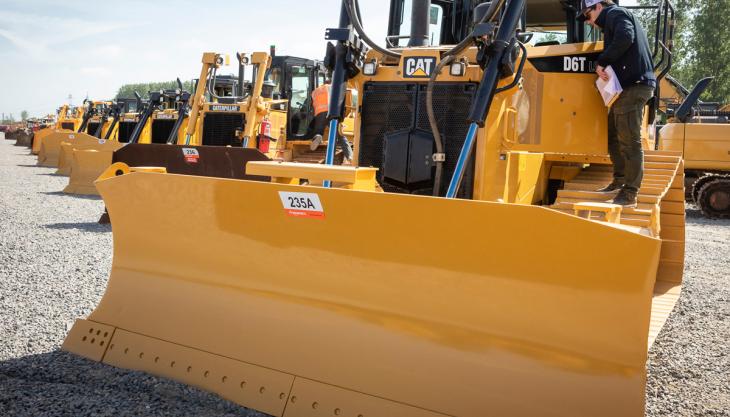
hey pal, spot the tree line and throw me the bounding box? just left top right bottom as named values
left=637, top=0, right=730, bottom=103
left=115, top=80, right=195, bottom=100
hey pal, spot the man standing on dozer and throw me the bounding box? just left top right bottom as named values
left=581, top=0, right=656, bottom=207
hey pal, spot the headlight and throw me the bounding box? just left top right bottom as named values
left=450, top=62, right=465, bottom=77
left=363, top=60, right=377, bottom=76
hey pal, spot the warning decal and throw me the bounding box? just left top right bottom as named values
left=278, top=191, right=325, bottom=219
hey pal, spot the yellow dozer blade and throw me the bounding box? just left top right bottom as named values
left=64, top=169, right=664, bottom=417
left=63, top=149, right=117, bottom=195
left=32, top=127, right=70, bottom=155
left=56, top=139, right=123, bottom=176
left=37, top=131, right=98, bottom=168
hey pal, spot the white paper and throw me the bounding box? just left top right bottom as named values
left=596, top=65, right=623, bottom=107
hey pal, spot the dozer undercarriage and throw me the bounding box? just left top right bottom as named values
left=63, top=0, right=685, bottom=416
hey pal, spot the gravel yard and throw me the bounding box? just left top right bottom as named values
left=1, top=137, right=728, bottom=416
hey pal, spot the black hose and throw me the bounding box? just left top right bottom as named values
left=427, top=0, right=506, bottom=195
left=345, top=0, right=400, bottom=58
left=426, top=54, right=454, bottom=196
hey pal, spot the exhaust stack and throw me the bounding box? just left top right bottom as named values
left=408, top=0, right=431, bottom=46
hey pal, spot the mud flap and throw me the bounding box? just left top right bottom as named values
left=65, top=172, right=662, bottom=417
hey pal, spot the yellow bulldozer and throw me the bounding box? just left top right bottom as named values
left=36, top=100, right=113, bottom=167
left=63, top=0, right=684, bottom=416
left=63, top=86, right=191, bottom=195
left=107, top=49, right=355, bottom=181
left=31, top=104, right=85, bottom=155
left=55, top=100, right=129, bottom=176
left=657, top=76, right=730, bottom=218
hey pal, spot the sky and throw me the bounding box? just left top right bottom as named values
left=0, top=0, right=641, bottom=120
left=0, top=0, right=390, bottom=119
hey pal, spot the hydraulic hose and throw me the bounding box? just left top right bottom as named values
left=426, top=54, right=454, bottom=196
left=447, top=0, right=526, bottom=198
left=345, top=0, right=400, bottom=59
left=427, top=0, right=505, bottom=195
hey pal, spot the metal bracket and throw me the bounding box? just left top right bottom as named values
left=325, top=28, right=351, bottom=42
left=432, top=153, right=446, bottom=162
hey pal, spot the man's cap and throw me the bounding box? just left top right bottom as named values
left=577, top=0, right=602, bottom=21
left=581, top=0, right=602, bottom=11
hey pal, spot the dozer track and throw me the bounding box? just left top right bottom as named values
left=549, top=150, right=685, bottom=348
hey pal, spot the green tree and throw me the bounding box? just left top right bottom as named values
left=682, top=1, right=730, bottom=102
left=636, top=0, right=730, bottom=103
left=116, top=80, right=194, bottom=99
left=20, top=110, right=28, bottom=120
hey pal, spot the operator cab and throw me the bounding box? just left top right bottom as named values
left=265, top=55, right=326, bottom=140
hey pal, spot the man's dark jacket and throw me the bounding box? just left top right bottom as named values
left=595, top=5, right=656, bottom=89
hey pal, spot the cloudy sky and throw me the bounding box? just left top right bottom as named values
left=1, top=0, right=641, bottom=119
left=0, top=0, right=390, bottom=119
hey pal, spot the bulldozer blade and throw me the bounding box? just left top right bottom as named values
left=63, top=150, right=115, bottom=195
left=56, top=139, right=123, bottom=176
left=65, top=172, right=663, bottom=417
left=96, top=144, right=271, bottom=223
left=37, top=131, right=99, bottom=168
left=32, top=127, right=75, bottom=154
left=32, top=128, right=56, bottom=154
left=111, top=143, right=271, bottom=179
left=14, top=131, right=31, bottom=147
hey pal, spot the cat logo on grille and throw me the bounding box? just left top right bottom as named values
left=403, top=56, right=436, bottom=78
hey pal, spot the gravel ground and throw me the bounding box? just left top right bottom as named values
left=0, top=138, right=728, bottom=416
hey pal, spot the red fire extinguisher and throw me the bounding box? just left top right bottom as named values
left=258, top=119, right=271, bottom=153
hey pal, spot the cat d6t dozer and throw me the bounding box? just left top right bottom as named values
left=63, top=0, right=685, bottom=416
left=37, top=100, right=112, bottom=167
left=93, top=52, right=274, bottom=190
left=112, top=49, right=352, bottom=179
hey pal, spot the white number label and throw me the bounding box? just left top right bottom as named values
left=278, top=192, right=324, bottom=219
left=182, top=147, right=199, bottom=163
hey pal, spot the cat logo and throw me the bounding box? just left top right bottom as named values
left=403, top=56, right=436, bottom=78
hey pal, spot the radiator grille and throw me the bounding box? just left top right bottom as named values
left=86, top=122, right=100, bottom=136
left=117, top=121, right=136, bottom=143
left=151, top=119, right=176, bottom=144
left=202, top=113, right=245, bottom=146
left=359, top=82, right=477, bottom=198
left=61, top=122, right=75, bottom=130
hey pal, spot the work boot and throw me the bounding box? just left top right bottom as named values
left=612, top=188, right=638, bottom=208
left=596, top=180, right=624, bottom=193
left=310, top=134, right=323, bottom=151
